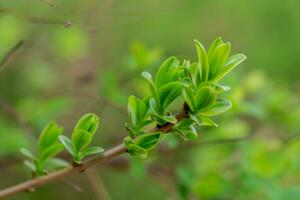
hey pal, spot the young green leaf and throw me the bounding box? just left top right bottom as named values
left=73, top=113, right=99, bottom=135
left=38, top=122, right=63, bottom=155
left=175, top=123, right=198, bottom=140
left=24, top=160, right=36, bottom=172
left=209, top=42, right=231, bottom=80
left=207, top=37, right=224, bottom=60
left=71, top=129, right=93, bottom=153
left=214, top=84, right=231, bottom=93
left=149, top=97, right=162, bottom=115
left=152, top=113, right=177, bottom=125
left=127, top=144, right=148, bottom=159
left=20, top=148, right=36, bottom=160
left=128, top=95, right=148, bottom=130
left=71, top=113, right=100, bottom=152
left=213, top=54, right=247, bottom=82
left=141, top=71, right=155, bottom=87
left=141, top=71, right=156, bottom=96
left=45, top=158, right=70, bottom=170
left=81, top=146, right=104, bottom=157
left=59, top=135, right=74, bottom=155
left=194, top=85, right=217, bottom=111
left=194, top=40, right=209, bottom=81
left=157, top=81, right=183, bottom=111
left=190, top=114, right=218, bottom=127
left=182, top=87, right=196, bottom=112
left=155, top=56, right=180, bottom=88
left=188, top=63, right=201, bottom=89
left=39, top=144, right=64, bottom=163
left=199, top=99, right=232, bottom=116
left=135, top=132, right=162, bottom=150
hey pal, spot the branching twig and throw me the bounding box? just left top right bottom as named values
left=0, top=143, right=126, bottom=199
left=0, top=104, right=188, bottom=199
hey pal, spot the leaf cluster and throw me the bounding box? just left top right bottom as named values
left=21, top=113, right=104, bottom=175
left=125, top=37, right=246, bottom=158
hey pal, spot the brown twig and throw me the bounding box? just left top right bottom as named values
left=0, top=9, right=71, bottom=27
left=86, top=168, right=112, bottom=200
left=0, top=96, right=36, bottom=145
left=0, top=104, right=188, bottom=199
left=0, top=143, right=126, bottom=199
left=0, top=41, right=24, bottom=72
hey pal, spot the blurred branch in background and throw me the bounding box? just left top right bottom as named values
left=0, top=96, right=36, bottom=145
left=86, top=168, right=112, bottom=200
left=0, top=9, right=71, bottom=27
left=0, top=40, right=24, bottom=72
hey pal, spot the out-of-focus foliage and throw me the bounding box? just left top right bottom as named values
left=0, top=0, right=300, bottom=199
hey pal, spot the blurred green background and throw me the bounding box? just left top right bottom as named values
left=1, top=0, right=300, bottom=199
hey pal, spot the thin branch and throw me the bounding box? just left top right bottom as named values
left=0, top=144, right=126, bottom=199
left=0, top=41, right=24, bottom=72
left=0, top=96, right=36, bottom=145
left=158, top=135, right=251, bottom=155
left=86, top=168, right=112, bottom=200
left=0, top=9, right=71, bottom=27
left=0, top=104, right=188, bottom=199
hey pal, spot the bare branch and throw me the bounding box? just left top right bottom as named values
left=0, top=41, right=24, bottom=72
left=0, top=9, right=71, bottom=27
left=86, top=168, right=112, bottom=200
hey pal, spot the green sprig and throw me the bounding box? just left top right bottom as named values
left=124, top=37, right=246, bottom=158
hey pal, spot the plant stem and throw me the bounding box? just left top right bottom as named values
left=0, top=144, right=126, bottom=199
left=0, top=41, right=24, bottom=72
left=0, top=104, right=188, bottom=199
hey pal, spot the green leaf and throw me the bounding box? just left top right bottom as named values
left=209, top=42, right=231, bottom=80
left=39, top=143, right=64, bottom=163
left=24, top=160, right=36, bottom=172
left=72, top=129, right=93, bottom=153
left=184, top=125, right=198, bottom=140
left=182, top=87, right=196, bottom=112
left=81, top=146, right=104, bottom=157
left=141, top=71, right=157, bottom=97
left=152, top=113, right=177, bottom=125
left=207, top=37, right=224, bottom=60
left=194, top=40, right=209, bottom=81
left=45, top=158, right=70, bottom=170
left=71, top=113, right=100, bottom=154
left=190, top=114, right=218, bottom=127
left=124, top=136, right=134, bottom=147
left=213, top=54, right=247, bottom=82
left=59, top=135, right=74, bottom=155
left=73, top=113, right=99, bottom=135
left=194, top=85, right=216, bottom=110
left=155, top=57, right=180, bottom=88
left=199, top=99, right=232, bottom=116
left=157, top=81, right=183, bottom=111
left=135, top=132, right=161, bottom=150
left=175, top=124, right=198, bottom=140
left=149, top=97, right=161, bottom=115
left=176, top=118, right=194, bottom=127
left=141, top=71, right=155, bottom=87
left=188, top=63, right=201, bottom=89
left=38, top=121, right=63, bottom=155
left=127, top=144, right=148, bottom=159
left=214, top=84, right=231, bottom=93
left=20, top=148, right=36, bottom=160
left=128, top=95, right=148, bottom=130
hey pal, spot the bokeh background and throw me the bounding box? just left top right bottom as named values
left=1, top=0, right=300, bottom=199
